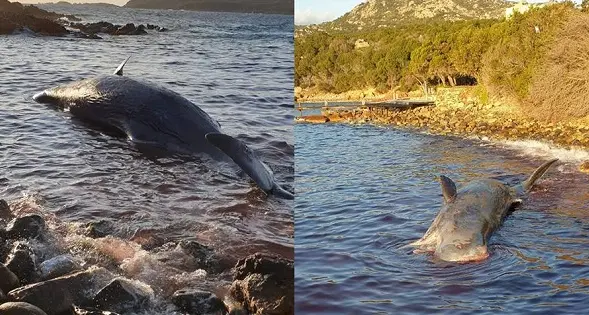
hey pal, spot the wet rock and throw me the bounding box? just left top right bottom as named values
left=92, top=278, right=152, bottom=313
left=130, top=228, right=166, bottom=251
left=0, top=302, right=48, bottom=315
left=0, top=12, right=67, bottom=36
left=114, top=23, right=147, bottom=35
left=8, top=267, right=113, bottom=315
left=156, top=26, right=167, bottom=32
left=5, top=242, right=37, bottom=285
left=5, top=215, right=45, bottom=240
left=71, top=305, right=120, bottom=315
left=39, top=255, right=81, bottom=281
left=146, top=23, right=157, bottom=30
left=0, top=288, right=6, bottom=303
left=0, top=262, right=20, bottom=294
left=229, top=254, right=294, bottom=315
left=176, top=240, right=217, bottom=270
left=84, top=220, right=116, bottom=239
left=0, top=199, right=12, bottom=220
left=71, top=31, right=102, bottom=40
left=171, top=289, right=227, bottom=314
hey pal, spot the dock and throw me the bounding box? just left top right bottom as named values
left=295, top=98, right=435, bottom=122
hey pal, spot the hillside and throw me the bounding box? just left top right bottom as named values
left=124, top=0, right=294, bottom=15
left=308, top=0, right=511, bottom=32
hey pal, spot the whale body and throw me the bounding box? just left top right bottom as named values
left=409, top=159, right=558, bottom=262
left=33, top=59, right=293, bottom=199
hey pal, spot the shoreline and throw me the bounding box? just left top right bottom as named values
left=296, top=87, right=589, bottom=168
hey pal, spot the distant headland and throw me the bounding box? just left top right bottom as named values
left=124, top=0, right=294, bottom=15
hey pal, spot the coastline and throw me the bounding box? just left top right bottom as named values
left=296, top=86, right=589, bottom=167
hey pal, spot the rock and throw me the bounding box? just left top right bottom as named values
left=84, top=220, right=116, bottom=238
left=92, top=278, right=152, bottom=313
left=5, top=242, right=37, bottom=285
left=0, top=288, right=6, bottom=303
left=114, top=23, right=147, bottom=35
left=39, top=255, right=81, bottom=280
left=146, top=23, right=157, bottom=30
left=5, top=215, right=45, bottom=240
left=229, top=254, right=294, bottom=315
left=71, top=305, right=120, bottom=315
left=0, top=199, right=12, bottom=220
left=580, top=161, right=589, bottom=174
left=171, top=289, right=227, bottom=314
left=0, top=302, right=48, bottom=315
left=130, top=229, right=166, bottom=251
left=0, top=262, right=19, bottom=295
left=8, top=267, right=113, bottom=315
left=176, top=240, right=217, bottom=270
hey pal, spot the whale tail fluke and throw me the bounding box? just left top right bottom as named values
left=205, top=133, right=294, bottom=200
left=519, top=158, right=559, bottom=193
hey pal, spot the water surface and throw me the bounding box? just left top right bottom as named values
left=295, top=123, right=589, bottom=314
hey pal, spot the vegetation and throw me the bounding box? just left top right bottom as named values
left=295, top=2, right=589, bottom=122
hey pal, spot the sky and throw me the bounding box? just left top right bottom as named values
left=294, top=0, right=580, bottom=26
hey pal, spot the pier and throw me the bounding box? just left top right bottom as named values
left=295, top=98, right=435, bottom=123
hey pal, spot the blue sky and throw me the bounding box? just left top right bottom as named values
left=294, top=0, right=579, bottom=25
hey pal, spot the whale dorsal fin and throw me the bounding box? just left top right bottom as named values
left=440, top=175, right=457, bottom=203
left=114, top=56, right=131, bottom=76
left=205, top=132, right=293, bottom=200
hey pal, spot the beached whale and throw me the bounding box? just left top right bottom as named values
left=32, top=58, right=293, bottom=199
left=409, top=159, right=558, bottom=262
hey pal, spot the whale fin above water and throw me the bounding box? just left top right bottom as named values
left=114, top=56, right=131, bottom=76
left=205, top=133, right=293, bottom=200
left=439, top=175, right=457, bottom=203
left=518, top=158, right=559, bottom=194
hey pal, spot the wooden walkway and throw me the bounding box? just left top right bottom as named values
left=295, top=98, right=435, bottom=119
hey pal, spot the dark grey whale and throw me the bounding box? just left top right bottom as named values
left=33, top=58, right=293, bottom=199
left=409, top=159, right=558, bottom=262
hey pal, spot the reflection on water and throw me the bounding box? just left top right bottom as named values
left=295, top=124, right=589, bottom=314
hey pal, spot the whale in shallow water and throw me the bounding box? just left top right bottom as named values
left=32, top=58, right=294, bottom=200
left=409, top=159, right=558, bottom=262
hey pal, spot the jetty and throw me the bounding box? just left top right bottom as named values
left=295, top=98, right=435, bottom=123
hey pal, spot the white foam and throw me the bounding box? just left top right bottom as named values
left=493, top=139, right=589, bottom=163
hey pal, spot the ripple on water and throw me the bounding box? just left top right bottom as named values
left=295, top=124, right=589, bottom=314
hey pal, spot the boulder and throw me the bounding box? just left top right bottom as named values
left=84, top=220, right=116, bottom=238
left=8, top=267, right=113, bottom=315
left=0, top=302, right=48, bottom=315
left=5, top=242, right=37, bottom=285
left=114, top=23, right=147, bottom=35
left=92, top=278, right=152, bottom=313
left=39, top=255, right=82, bottom=281
left=5, top=215, right=46, bottom=240
left=171, top=289, right=227, bottom=314
left=0, top=199, right=12, bottom=220
left=0, top=262, right=20, bottom=294
left=229, top=254, right=294, bottom=315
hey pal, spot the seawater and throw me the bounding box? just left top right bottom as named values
left=0, top=4, right=293, bottom=309
left=295, top=123, right=589, bottom=314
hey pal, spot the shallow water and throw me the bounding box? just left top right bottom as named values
left=0, top=3, right=293, bottom=301
left=295, top=123, right=589, bottom=314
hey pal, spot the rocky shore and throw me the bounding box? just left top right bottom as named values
left=0, top=0, right=166, bottom=38
left=299, top=87, right=589, bottom=158
left=0, top=198, right=293, bottom=315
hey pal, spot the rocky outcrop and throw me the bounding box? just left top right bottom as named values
left=229, top=254, right=294, bottom=315
left=0, top=302, right=48, bottom=315
left=304, top=0, right=510, bottom=31
left=0, top=0, right=166, bottom=38
left=171, top=289, right=227, bottom=314
left=8, top=267, right=113, bottom=315
left=124, top=0, right=294, bottom=15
